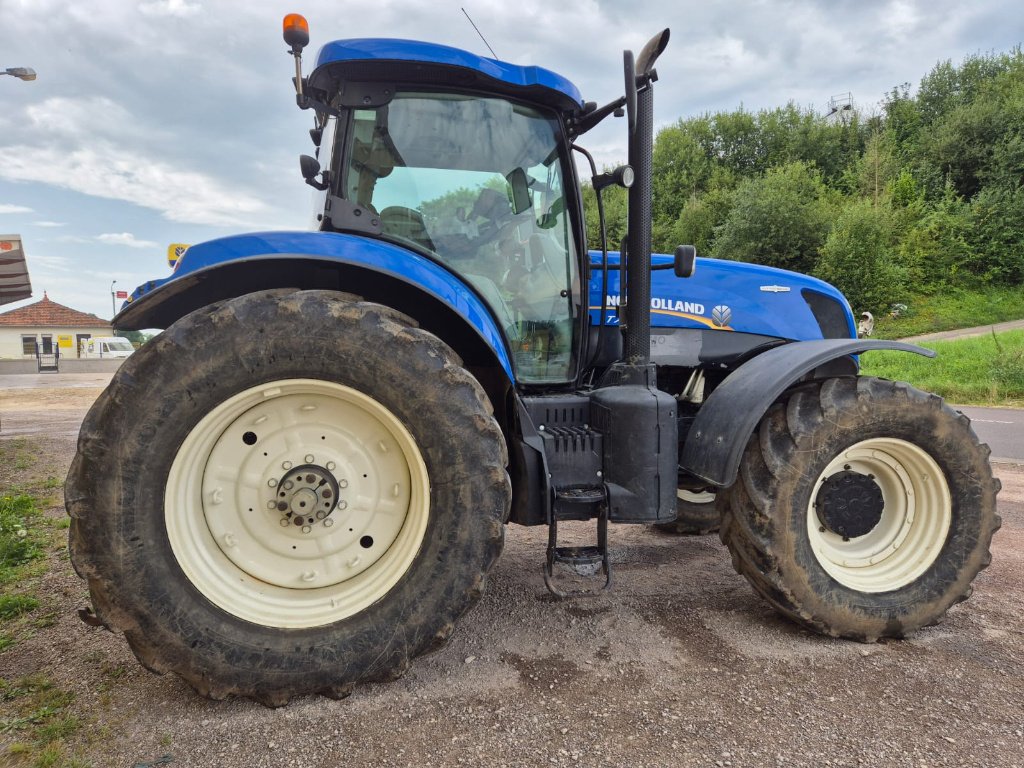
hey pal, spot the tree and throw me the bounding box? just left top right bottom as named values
left=845, top=130, right=900, bottom=204
left=654, top=185, right=735, bottom=256
left=652, top=117, right=716, bottom=221
left=581, top=180, right=627, bottom=252
left=968, top=186, right=1024, bottom=284
left=712, top=161, right=831, bottom=273
left=815, top=200, right=902, bottom=313
left=896, top=182, right=973, bottom=289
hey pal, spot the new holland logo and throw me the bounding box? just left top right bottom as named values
left=711, top=305, right=732, bottom=327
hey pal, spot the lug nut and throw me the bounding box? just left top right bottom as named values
left=301, top=525, right=312, bottom=534
left=339, top=479, right=348, bottom=488
left=324, top=519, right=334, bottom=527
left=327, top=462, right=336, bottom=471
left=282, top=461, right=292, bottom=470
left=268, top=478, right=278, bottom=488
left=305, top=454, right=315, bottom=463
left=279, top=518, right=290, bottom=527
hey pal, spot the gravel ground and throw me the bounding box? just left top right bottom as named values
left=1, top=383, right=1022, bottom=768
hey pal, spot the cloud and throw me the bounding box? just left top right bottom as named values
left=56, top=233, right=158, bottom=248
left=97, top=232, right=158, bottom=248
left=0, top=142, right=271, bottom=227
left=27, top=254, right=73, bottom=270
left=32, top=221, right=66, bottom=228
left=0, top=204, right=33, bottom=214
left=138, top=0, right=200, bottom=18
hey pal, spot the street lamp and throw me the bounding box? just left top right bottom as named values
left=110, top=280, right=117, bottom=317
left=3, top=67, right=37, bottom=82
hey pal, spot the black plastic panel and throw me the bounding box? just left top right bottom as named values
left=802, top=289, right=853, bottom=339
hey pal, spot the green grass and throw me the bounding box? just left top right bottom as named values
left=0, top=595, right=39, bottom=621
left=0, top=441, right=89, bottom=768
left=872, top=285, right=1024, bottom=339
left=0, top=676, right=85, bottom=767
left=1, top=494, right=44, bottom=583
left=860, top=329, right=1024, bottom=406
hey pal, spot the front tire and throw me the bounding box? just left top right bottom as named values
left=66, top=290, right=510, bottom=704
left=719, top=377, right=1000, bottom=641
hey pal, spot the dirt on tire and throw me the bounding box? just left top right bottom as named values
left=3, top=379, right=1024, bottom=767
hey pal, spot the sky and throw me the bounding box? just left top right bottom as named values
left=0, top=0, right=1021, bottom=321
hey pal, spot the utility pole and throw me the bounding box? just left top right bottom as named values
left=110, top=280, right=117, bottom=317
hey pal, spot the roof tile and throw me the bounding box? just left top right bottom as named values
left=0, top=294, right=110, bottom=328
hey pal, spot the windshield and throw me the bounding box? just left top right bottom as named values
left=106, top=340, right=134, bottom=352
left=339, top=92, right=579, bottom=384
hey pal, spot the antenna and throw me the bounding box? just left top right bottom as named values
left=461, top=7, right=498, bottom=59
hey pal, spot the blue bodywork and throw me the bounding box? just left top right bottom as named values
left=125, top=231, right=516, bottom=379
left=311, top=39, right=584, bottom=111
left=125, top=234, right=855, bottom=383
left=589, top=252, right=856, bottom=339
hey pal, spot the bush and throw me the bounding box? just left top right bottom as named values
left=969, top=186, right=1024, bottom=284
left=815, top=200, right=903, bottom=313
left=712, top=161, right=831, bottom=273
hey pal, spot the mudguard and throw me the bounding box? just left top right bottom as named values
left=679, top=339, right=936, bottom=488
left=116, top=231, right=516, bottom=380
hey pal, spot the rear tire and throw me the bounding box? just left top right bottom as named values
left=653, top=488, right=719, bottom=535
left=719, top=377, right=1000, bottom=640
left=66, top=290, right=510, bottom=704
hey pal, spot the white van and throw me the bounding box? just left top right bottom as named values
left=83, top=336, right=135, bottom=359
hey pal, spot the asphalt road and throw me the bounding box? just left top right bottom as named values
left=955, top=405, right=1024, bottom=463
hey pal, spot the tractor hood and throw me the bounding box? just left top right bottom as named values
left=589, top=252, right=857, bottom=342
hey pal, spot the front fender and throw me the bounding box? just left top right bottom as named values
left=117, top=231, right=516, bottom=380
left=679, top=339, right=936, bottom=488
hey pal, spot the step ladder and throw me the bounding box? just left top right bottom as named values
left=543, top=486, right=611, bottom=598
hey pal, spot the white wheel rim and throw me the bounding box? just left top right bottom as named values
left=678, top=488, right=715, bottom=504
left=165, top=379, right=430, bottom=628
left=806, top=438, right=951, bottom=593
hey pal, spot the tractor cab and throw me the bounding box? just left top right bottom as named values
left=295, top=37, right=590, bottom=384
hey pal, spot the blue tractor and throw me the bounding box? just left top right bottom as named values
left=67, top=15, right=1000, bottom=705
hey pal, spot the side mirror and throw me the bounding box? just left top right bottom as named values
left=674, top=244, right=696, bottom=278
left=506, top=168, right=532, bottom=215
left=623, top=50, right=637, bottom=133
left=299, top=154, right=328, bottom=190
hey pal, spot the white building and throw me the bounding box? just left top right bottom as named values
left=0, top=293, right=111, bottom=359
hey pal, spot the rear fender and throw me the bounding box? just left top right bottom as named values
left=116, top=231, right=515, bottom=384
left=679, top=339, right=936, bottom=488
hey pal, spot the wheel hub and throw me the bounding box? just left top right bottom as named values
left=274, top=464, right=341, bottom=531
left=166, top=380, right=431, bottom=627
left=815, top=469, right=884, bottom=539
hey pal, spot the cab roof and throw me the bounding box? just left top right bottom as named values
left=309, top=38, right=585, bottom=113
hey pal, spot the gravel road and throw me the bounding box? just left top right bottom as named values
left=1, top=384, right=1022, bottom=768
